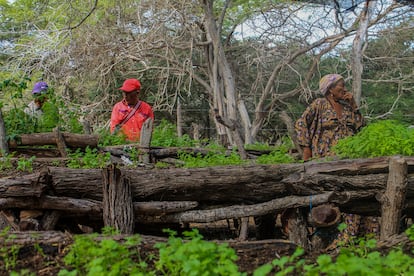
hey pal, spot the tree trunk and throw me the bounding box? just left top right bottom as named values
left=351, top=0, right=375, bottom=106
left=177, top=97, right=183, bottom=137
left=202, top=0, right=244, bottom=150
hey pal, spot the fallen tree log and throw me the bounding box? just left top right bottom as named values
left=0, top=177, right=47, bottom=197
left=0, top=196, right=198, bottom=216
left=137, top=192, right=335, bottom=223
left=1, top=157, right=414, bottom=218
left=46, top=159, right=414, bottom=204
left=101, top=145, right=271, bottom=160
left=1, top=190, right=397, bottom=224
left=2, top=157, right=414, bottom=205
left=8, top=133, right=99, bottom=148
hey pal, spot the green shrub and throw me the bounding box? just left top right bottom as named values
left=59, top=232, right=149, bottom=276
left=254, top=224, right=414, bottom=275
left=97, top=128, right=129, bottom=147
left=333, top=120, right=414, bottom=158
left=151, top=119, right=198, bottom=147
left=155, top=229, right=243, bottom=276
left=178, top=149, right=247, bottom=168
left=255, top=138, right=295, bottom=164
left=16, top=156, right=35, bottom=172
left=0, top=152, right=15, bottom=171
left=67, top=147, right=111, bottom=169
left=3, top=108, right=37, bottom=136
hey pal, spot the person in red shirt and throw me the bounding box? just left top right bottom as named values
left=110, top=78, right=154, bottom=142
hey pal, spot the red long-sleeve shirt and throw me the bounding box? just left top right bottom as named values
left=110, top=100, right=154, bottom=142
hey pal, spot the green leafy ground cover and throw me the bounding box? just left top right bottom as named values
left=1, top=225, right=414, bottom=275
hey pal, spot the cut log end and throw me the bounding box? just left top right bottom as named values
left=309, top=204, right=341, bottom=227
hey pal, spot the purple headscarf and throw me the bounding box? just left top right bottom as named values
left=32, top=82, right=49, bottom=94
left=319, top=74, right=343, bottom=95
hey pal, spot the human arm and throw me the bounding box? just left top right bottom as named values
left=294, top=100, right=319, bottom=161
left=341, top=91, right=365, bottom=131
left=110, top=104, right=122, bottom=134
left=341, top=91, right=358, bottom=111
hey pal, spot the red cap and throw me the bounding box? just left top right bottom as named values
left=119, top=78, right=141, bottom=92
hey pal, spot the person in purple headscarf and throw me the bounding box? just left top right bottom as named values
left=292, top=74, right=375, bottom=249
left=294, top=74, right=364, bottom=161
left=24, top=81, right=49, bottom=118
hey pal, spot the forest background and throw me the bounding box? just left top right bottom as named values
left=0, top=0, right=413, bottom=150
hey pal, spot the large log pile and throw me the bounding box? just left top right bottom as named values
left=1, top=131, right=413, bottom=253
left=1, top=156, right=413, bottom=234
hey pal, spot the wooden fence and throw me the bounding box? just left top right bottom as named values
left=1, top=154, right=413, bottom=250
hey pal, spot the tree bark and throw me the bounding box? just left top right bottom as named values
left=102, top=165, right=134, bottom=234
left=142, top=192, right=334, bottom=224
left=352, top=0, right=375, bottom=106
left=2, top=156, right=413, bottom=205
left=0, top=196, right=198, bottom=216
left=54, top=127, right=67, bottom=157
left=8, top=132, right=99, bottom=148
left=139, top=118, right=153, bottom=164
left=379, top=156, right=408, bottom=240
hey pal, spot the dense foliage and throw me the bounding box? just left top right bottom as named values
left=0, top=1, right=413, bottom=145
left=333, top=120, right=414, bottom=158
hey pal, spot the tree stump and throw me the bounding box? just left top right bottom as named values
left=379, top=156, right=408, bottom=240
left=102, top=165, right=134, bottom=234
left=281, top=208, right=309, bottom=250
left=139, top=118, right=153, bottom=164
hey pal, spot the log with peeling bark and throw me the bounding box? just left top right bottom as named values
left=136, top=192, right=335, bottom=224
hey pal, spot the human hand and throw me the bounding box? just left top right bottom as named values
left=341, top=91, right=357, bottom=110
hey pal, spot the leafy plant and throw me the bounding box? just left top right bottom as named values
left=178, top=149, right=247, bottom=168
left=151, top=119, right=198, bottom=147
left=36, top=101, right=60, bottom=133
left=3, top=108, right=37, bottom=136
left=254, top=247, right=306, bottom=276
left=67, top=147, right=111, bottom=169
left=154, top=161, right=170, bottom=168
left=154, top=229, right=243, bottom=276
left=333, top=120, right=414, bottom=158
left=16, top=156, right=35, bottom=172
left=255, top=138, right=295, bottom=164
left=0, top=152, right=15, bottom=171
left=253, top=224, right=414, bottom=276
left=59, top=231, right=149, bottom=276
left=0, top=227, right=20, bottom=272
left=97, top=128, right=129, bottom=147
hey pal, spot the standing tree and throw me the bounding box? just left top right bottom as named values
left=0, top=0, right=413, bottom=148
